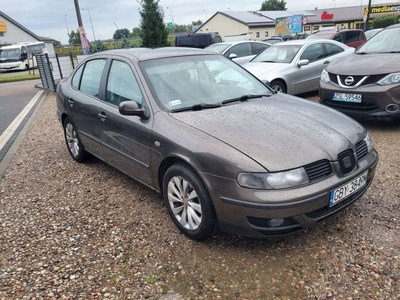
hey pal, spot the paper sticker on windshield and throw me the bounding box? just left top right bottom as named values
left=169, top=100, right=181, bottom=106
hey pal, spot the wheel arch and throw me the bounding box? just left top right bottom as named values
left=270, top=78, right=287, bottom=93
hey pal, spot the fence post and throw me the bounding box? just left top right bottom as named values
left=55, top=53, right=63, bottom=79
left=69, top=51, right=75, bottom=69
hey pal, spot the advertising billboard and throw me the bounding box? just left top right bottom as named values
left=275, top=15, right=303, bottom=35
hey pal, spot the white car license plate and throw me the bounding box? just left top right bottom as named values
left=332, top=92, right=362, bottom=103
left=329, top=171, right=368, bottom=207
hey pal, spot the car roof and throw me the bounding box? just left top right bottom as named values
left=89, top=47, right=215, bottom=61
left=272, top=39, right=348, bottom=47
left=212, top=41, right=269, bottom=45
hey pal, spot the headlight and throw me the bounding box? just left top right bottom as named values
left=321, top=69, right=330, bottom=83
left=364, top=132, right=373, bottom=153
left=377, top=73, right=400, bottom=85
left=237, top=168, right=309, bottom=190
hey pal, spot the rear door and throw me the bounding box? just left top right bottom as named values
left=67, top=58, right=107, bottom=158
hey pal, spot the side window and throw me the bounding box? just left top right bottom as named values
left=27, top=45, right=33, bottom=57
left=300, top=43, right=325, bottom=63
left=324, top=43, right=344, bottom=57
left=72, top=64, right=84, bottom=88
left=229, top=43, right=252, bottom=57
left=344, top=31, right=362, bottom=43
left=333, top=33, right=344, bottom=43
left=106, top=60, right=143, bottom=106
left=80, top=59, right=107, bottom=97
left=251, top=43, right=269, bottom=55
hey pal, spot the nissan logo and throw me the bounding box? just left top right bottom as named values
left=344, top=76, right=354, bottom=86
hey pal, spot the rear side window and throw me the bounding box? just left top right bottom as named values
left=345, top=31, right=363, bottom=43
left=300, top=43, right=325, bottom=62
left=72, top=64, right=84, bottom=88
left=251, top=43, right=270, bottom=55
left=333, top=33, right=344, bottom=43
left=80, top=59, right=107, bottom=97
left=324, top=43, right=344, bottom=57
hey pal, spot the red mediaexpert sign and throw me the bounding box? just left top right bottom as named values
left=302, top=16, right=308, bottom=25
left=321, top=11, right=334, bottom=20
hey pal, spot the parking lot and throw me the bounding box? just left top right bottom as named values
left=0, top=92, right=399, bottom=299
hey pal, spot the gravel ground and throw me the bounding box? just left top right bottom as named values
left=0, top=93, right=399, bottom=300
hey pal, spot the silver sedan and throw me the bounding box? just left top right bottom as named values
left=242, top=39, right=355, bottom=94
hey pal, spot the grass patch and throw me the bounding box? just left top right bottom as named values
left=0, top=74, right=40, bottom=83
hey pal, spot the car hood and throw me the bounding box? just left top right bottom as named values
left=326, top=53, right=400, bottom=75
left=169, top=94, right=364, bottom=172
left=242, top=62, right=289, bottom=78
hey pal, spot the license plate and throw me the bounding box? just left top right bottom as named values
left=332, top=92, right=362, bottom=103
left=329, top=171, right=368, bottom=207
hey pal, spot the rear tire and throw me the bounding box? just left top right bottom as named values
left=163, top=163, right=218, bottom=240
left=63, top=117, right=91, bottom=162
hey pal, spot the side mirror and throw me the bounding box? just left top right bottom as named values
left=229, top=53, right=238, bottom=59
left=262, top=80, right=270, bottom=87
left=297, top=59, right=310, bottom=67
left=21, top=53, right=28, bottom=60
left=119, top=101, right=149, bottom=119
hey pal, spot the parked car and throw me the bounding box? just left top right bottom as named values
left=175, top=33, right=222, bottom=48
left=205, top=40, right=271, bottom=65
left=307, top=29, right=367, bottom=48
left=242, top=39, right=354, bottom=94
left=319, top=24, right=400, bottom=119
left=261, top=37, right=284, bottom=44
left=56, top=48, right=378, bottom=240
left=365, top=28, right=383, bottom=40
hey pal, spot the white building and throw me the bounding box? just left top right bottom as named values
left=0, top=10, right=55, bottom=56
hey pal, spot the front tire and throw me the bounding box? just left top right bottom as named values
left=63, top=117, right=91, bottom=162
left=270, top=80, right=286, bottom=93
left=163, top=163, right=218, bottom=240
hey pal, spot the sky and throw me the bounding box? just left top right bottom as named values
left=0, top=0, right=394, bottom=44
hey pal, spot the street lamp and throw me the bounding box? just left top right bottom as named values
left=166, top=6, right=174, bottom=33
left=203, top=9, right=208, bottom=20
left=65, top=14, right=70, bottom=45
left=81, top=8, right=96, bottom=41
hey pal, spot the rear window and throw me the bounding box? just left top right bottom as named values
left=307, top=33, right=334, bottom=40
left=345, top=31, right=364, bottom=43
left=176, top=35, right=209, bottom=48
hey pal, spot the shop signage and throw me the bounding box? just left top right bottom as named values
left=321, top=11, right=334, bottom=20
left=0, top=21, right=7, bottom=33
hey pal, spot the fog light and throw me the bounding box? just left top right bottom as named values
left=386, top=104, right=399, bottom=113
left=269, top=218, right=285, bottom=227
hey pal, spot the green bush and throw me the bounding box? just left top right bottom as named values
left=371, top=15, right=399, bottom=29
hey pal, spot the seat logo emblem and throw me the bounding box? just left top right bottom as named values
left=344, top=76, right=354, bottom=86
left=343, top=156, right=352, bottom=169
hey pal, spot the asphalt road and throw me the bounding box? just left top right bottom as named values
left=0, top=79, right=43, bottom=162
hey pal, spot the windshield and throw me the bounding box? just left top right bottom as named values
left=251, top=44, right=301, bottom=63
left=357, top=27, right=400, bottom=53
left=140, top=54, right=272, bottom=111
left=205, top=43, right=230, bottom=54
left=306, top=33, right=334, bottom=39
left=0, top=48, right=21, bottom=62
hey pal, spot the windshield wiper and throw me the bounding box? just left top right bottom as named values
left=170, top=103, right=221, bottom=113
left=222, top=94, right=271, bottom=105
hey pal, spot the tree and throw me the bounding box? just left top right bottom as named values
left=68, top=30, right=81, bottom=45
left=53, top=40, right=62, bottom=47
left=371, top=15, right=398, bottom=29
left=113, top=28, right=130, bottom=40
left=192, top=20, right=203, bottom=26
left=139, top=0, right=169, bottom=48
left=260, top=0, right=287, bottom=11
left=129, top=27, right=142, bottom=38
left=90, top=40, right=108, bottom=53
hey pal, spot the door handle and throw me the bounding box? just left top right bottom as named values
left=323, top=60, right=330, bottom=65
left=67, top=98, right=74, bottom=106
left=98, top=112, right=107, bottom=122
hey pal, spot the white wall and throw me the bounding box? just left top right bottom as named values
left=0, top=16, right=40, bottom=45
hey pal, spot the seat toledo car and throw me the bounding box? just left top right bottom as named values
left=56, top=47, right=378, bottom=240
left=242, top=39, right=354, bottom=95
left=319, top=24, right=400, bottom=119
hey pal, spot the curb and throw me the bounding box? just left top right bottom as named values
left=0, top=90, right=49, bottom=180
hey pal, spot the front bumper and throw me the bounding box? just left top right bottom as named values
left=319, top=80, right=400, bottom=118
left=201, top=149, right=378, bottom=238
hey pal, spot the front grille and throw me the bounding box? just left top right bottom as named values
left=303, top=160, right=332, bottom=182
left=337, top=75, right=365, bottom=87
left=322, top=98, right=379, bottom=111
left=328, top=73, right=387, bottom=87
left=355, top=140, right=368, bottom=160
left=362, top=74, right=387, bottom=85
